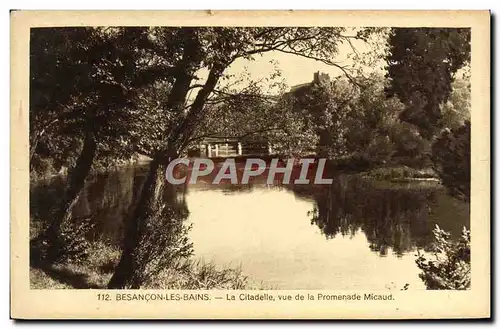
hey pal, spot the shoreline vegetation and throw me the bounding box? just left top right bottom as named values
left=29, top=154, right=152, bottom=183
left=31, top=154, right=441, bottom=184
left=30, top=237, right=259, bottom=290
left=361, top=166, right=439, bottom=182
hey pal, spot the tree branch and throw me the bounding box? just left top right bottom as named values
left=272, top=48, right=361, bottom=87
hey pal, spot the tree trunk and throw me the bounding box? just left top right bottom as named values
left=108, top=42, right=226, bottom=287
left=43, top=130, right=97, bottom=258
left=107, top=152, right=171, bottom=289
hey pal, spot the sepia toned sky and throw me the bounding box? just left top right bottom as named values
left=188, top=33, right=388, bottom=99
left=223, top=35, right=387, bottom=92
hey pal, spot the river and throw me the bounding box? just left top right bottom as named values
left=30, top=162, right=469, bottom=290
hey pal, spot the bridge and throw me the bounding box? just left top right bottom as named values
left=195, top=137, right=272, bottom=158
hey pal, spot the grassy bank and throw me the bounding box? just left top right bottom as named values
left=30, top=237, right=258, bottom=290
left=30, top=240, right=119, bottom=289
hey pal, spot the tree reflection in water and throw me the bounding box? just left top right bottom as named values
left=293, top=175, right=468, bottom=257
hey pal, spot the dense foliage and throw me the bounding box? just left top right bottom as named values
left=384, top=27, right=471, bottom=196
left=30, top=27, right=171, bottom=177
left=282, top=72, right=436, bottom=167
left=431, top=121, right=471, bottom=201
left=385, top=28, right=470, bottom=139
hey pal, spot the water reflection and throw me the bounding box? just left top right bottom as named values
left=31, top=166, right=149, bottom=245
left=30, top=163, right=469, bottom=289
left=294, top=176, right=469, bottom=256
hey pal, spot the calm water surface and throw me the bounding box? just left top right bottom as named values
left=31, top=163, right=469, bottom=290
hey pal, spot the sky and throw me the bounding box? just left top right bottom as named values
left=187, top=32, right=388, bottom=101
left=223, top=34, right=387, bottom=92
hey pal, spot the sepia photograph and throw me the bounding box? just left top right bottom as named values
left=10, top=10, right=490, bottom=319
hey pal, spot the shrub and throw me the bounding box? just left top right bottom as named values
left=416, top=225, right=470, bottom=290
left=31, top=216, right=96, bottom=266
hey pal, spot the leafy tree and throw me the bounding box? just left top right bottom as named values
left=344, top=73, right=408, bottom=163
left=189, top=67, right=285, bottom=145
left=385, top=28, right=472, bottom=201
left=385, top=28, right=471, bottom=139
left=290, top=74, right=355, bottom=158
left=431, top=121, right=471, bottom=201
left=190, top=66, right=321, bottom=157
left=440, top=77, right=471, bottom=131
left=432, top=77, right=471, bottom=200
left=30, top=27, right=171, bottom=260
left=285, top=71, right=427, bottom=165
left=131, top=80, right=174, bottom=156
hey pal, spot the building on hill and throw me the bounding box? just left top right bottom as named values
left=289, top=71, right=331, bottom=93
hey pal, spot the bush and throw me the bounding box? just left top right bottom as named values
left=362, top=166, right=437, bottom=180
left=416, top=225, right=470, bottom=290
left=31, top=216, right=96, bottom=266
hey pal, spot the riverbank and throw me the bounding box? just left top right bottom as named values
left=32, top=151, right=439, bottom=185
left=360, top=166, right=439, bottom=182
left=30, top=224, right=258, bottom=290
left=30, top=153, right=152, bottom=183
left=30, top=240, right=257, bottom=289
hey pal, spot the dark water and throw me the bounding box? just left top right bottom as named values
left=31, top=163, right=469, bottom=290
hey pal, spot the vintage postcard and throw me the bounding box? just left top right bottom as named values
left=10, top=10, right=490, bottom=319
